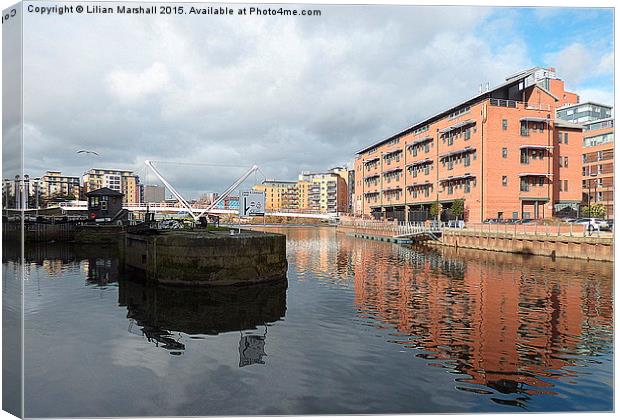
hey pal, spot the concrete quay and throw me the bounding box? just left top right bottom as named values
left=124, top=230, right=288, bottom=286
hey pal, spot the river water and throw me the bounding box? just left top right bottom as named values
left=3, top=227, right=613, bottom=416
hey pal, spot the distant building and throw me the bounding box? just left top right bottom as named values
left=85, top=187, right=124, bottom=220
left=298, top=171, right=348, bottom=213
left=82, top=169, right=140, bottom=204
left=38, top=171, right=81, bottom=202
left=557, top=102, right=614, bottom=218
left=254, top=181, right=299, bottom=210
left=2, top=175, right=30, bottom=209
left=143, top=184, right=166, bottom=203
left=252, top=169, right=348, bottom=214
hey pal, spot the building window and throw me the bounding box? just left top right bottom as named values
left=502, top=148, right=508, bottom=158
left=564, top=156, right=568, bottom=167
left=520, top=150, right=529, bottom=164
left=464, top=154, right=471, bottom=167
left=502, top=176, right=507, bottom=186
left=520, top=179, right=529, bottom=192
left=502, top=119, right=508, bottom=130
left=447, top=185, right=453, bottom=195
left=464, top=128, right=471, bottom=140
left=564, top=133, right=569, bottom=144
left=512, top=212, right=519, bottom=219
left=557, top=132, right=562, bottom=143
left=520, top=121, right=529, bottom=136
left=564, top=180, right=568, bottom=191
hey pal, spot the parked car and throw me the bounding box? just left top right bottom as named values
left=605, top=219, right=614, bottom=231
left=574, top=218, right=609, bottom=231
left=515, top=219, right=535, bottom=224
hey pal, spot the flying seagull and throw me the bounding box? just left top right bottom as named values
left=77, top=150, right=100, bottom=156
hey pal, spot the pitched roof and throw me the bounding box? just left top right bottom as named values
left=85, top=187, right=124, bottom=197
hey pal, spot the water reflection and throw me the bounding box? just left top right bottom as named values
left=118, top=278, right=287, bottom=356
left=266, top=227, right=613, bottom=407
left=9, top=231, right=615, bottom=414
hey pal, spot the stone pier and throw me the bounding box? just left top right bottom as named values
left=124, top=230, right=288, bottom=286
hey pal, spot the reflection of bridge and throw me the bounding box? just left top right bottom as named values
left=58, top=201, right=337, bottom=220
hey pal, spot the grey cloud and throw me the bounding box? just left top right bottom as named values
left=20, top=3, right=533, bottom=195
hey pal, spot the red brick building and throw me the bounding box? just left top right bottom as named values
left=353, top=67, right=583, bottom=222
left=556, top=103, right=614, bottom=219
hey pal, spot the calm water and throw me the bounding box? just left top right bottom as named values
left=3, top=227, right=614, bottom=416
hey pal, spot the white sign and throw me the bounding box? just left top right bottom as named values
left=239, top=190, right=265, bottom=217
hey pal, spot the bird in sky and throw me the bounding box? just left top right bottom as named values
left=77, top=150, right=100, bottom=156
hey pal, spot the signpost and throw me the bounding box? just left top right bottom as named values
left=238, top=190, right=266, bottom=232
left=239, top=190, right=265, bottom=217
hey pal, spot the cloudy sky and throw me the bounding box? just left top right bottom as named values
left=13, top=3, right=615, bottom=197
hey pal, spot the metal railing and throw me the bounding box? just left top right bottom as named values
left=339, top=219, right=608, bottom=239
left=454, top=222, right=607, bottom=238
left=489, top=98, right=551, bottom=111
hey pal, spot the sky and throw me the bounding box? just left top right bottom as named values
left=7, top=3, right=615, bottom=198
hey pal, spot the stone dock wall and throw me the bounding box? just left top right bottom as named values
left=438, top=230, right=613, bottom=262
left=337, top=223, right=613, bottom=262
left=125, top=231, right=288, bottom=286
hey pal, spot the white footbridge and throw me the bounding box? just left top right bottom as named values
left=57, top=201, right=337, bottom=220
left=59, top=160, right=338, bottom=220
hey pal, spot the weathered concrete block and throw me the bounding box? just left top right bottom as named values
left=125, top=230, right=288, bottom=286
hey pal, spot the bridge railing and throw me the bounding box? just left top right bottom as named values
left=460, top=222, right=594, bottom=238
left=339, top=219, right=446, bottom=236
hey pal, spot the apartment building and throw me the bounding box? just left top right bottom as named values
left=298, top=171, right=348, bottom=213
left=556, top=102, right=614, bottom=218
left=82, top=169, right=141, bottom=204
left=38, top=171, right=81, bottom=201
left=254, top=180, right=299, bottom=211
left=354, top=67, right=583, bottom=222
left=254, top=170, right=348, bottom=213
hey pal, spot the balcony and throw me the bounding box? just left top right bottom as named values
left=489, top=98, right=551, bottom=111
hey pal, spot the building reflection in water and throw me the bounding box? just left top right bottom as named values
left=280, top=228, right=613, bottom=406
left=118, top=277, right=287, bottom=361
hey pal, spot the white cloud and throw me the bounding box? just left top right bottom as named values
left=575, top=88, right=614, bottom=109
left=545, top=42, right=612, bottom=86
left=106, top=62, right=171, bottom=104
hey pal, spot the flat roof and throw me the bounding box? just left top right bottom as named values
left=356, top=67, right=541, bottom=155
left=557, top=101, right=613, bottom=111
left=554, top=120, right=583, bottom=129
left=263, top=180, right=297, bottom=184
